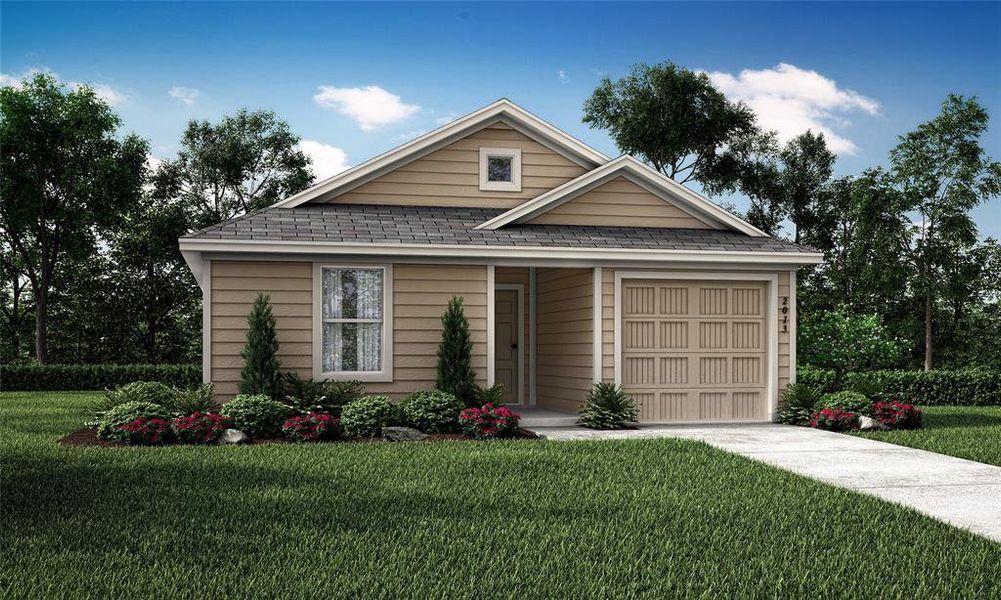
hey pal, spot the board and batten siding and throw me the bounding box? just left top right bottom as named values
left=329, top=122, right=589, bottom=208
left=209, top=261, right=487, bottom=402
left=524, top=176, right=716, bottom=229
left=535, top=267, right=594, bottom=411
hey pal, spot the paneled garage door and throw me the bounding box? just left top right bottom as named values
left=621, top=279, right=769, bottom=422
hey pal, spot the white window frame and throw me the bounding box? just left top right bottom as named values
left=479, top=147, right=522, bottom=192
left=312, top=263, right=393, bottom=382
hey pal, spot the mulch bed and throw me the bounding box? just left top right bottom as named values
left=59, top=427, right=539, bottom=448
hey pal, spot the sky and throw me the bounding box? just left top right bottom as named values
left=3, top=1, right=1000, bottom=236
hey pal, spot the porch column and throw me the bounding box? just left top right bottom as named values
left=486, top=265, right=495, bottom=386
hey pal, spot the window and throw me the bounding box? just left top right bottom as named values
left=479, top=147, right=522, bottom=191
left=314, top=265, right=393, bottom=381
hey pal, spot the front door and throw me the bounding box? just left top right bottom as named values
left=494, top=289, right=520, bottom=404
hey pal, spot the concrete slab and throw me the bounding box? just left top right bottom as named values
left=532, top=423, right=1001, bottom=543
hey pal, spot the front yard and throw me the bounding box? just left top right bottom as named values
left=854, top=405, right=1001, bottom=467
left=2, top=391, right=999, bottom=598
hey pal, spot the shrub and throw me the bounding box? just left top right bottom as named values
left=400, top=390, right=465, bottom=433
left=171, top=412, right=233, bottom=444
left=220, top=394, right=292, bottom=438
left=872, top=400, right=922, bottom=430
left=0, top=363, right=201, bottom=391
left=280, top=372, right=364, bottom=415
left=808, top=407, right=860, bottom=432
left=473, top=383, right=505, bottom=407
left=282, top=412, right=340, bottom=442
left=116, top=417, right=173, bottom=445
left=240, top=294, right=281, bottom=398
left=579, top=383, right=637, bottom=430
left=459, top=403, right=520, bottom=439
left=777, top=383, right=824, bottom=425
left=86, top=380, right=175, bottom=426
left=436, top=297, right=477, bottom=405
left=797, top=366, right=837, bottom=394
left=820, top=390, right=872, bottom=416
left=848, top=370, right=1000, bottom=406
left=97, top=401, right=171, bottom=442
left=341, top=395, right=394, bottom=438
left=799, top=309, right=904, bottom=390
left=168, top=384, right=218, bottom=416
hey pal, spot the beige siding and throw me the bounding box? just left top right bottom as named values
left=525, top=177, right=716, bottom=228
left=209, top=261, right=487, bottom=403
left=332, top=122, right=588, bottom=208
left=535, top=268, right=593, bottom=411
left=495, top=267, right=531, bottom=404
left=778, top=271, right=791, bottom=394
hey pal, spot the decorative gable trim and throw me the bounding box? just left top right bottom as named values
left=474, top=155, right=768, bottom=237
left=272, top=99, right=610, bottom=208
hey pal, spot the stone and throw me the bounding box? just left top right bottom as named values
left=219, top=428, right=250, bottom=444
left=381, top=426, right=429, bottom=442
left=858, top=416, right=888, bottom=431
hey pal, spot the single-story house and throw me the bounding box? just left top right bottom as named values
left=179, top=99, right=822, bottom=422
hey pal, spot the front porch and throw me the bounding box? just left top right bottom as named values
left=514, top=406, right=579, bottom=428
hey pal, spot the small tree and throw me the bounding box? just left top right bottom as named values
left=240, top=294, right=281, bottom=397
left=799, top=309, right=903, bottom=391
left=436, top=297, right=477, bottom=405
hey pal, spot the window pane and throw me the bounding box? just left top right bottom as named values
left=322, top=268, right=383, bottom=319
left=487, top=156, right=513, bottom=182
left=323, top=323, right=382, bottom=372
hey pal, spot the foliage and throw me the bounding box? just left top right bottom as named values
left=340, top=395, right=394, bottom=438
left=399, top=390, right=465, bottom=433
left=219, top=394, right=292, bottom=438
left=871, top=401, right=922, bottom=430
left=473, top=382, right=506, bottom=407
left=777, top=383, right=824, bottom=425
left=799, top=309, right=903, bottom=389
left=850, top=370, right=1001, bottom=407
left=854, top=405, right=1001, bottom=466
left=116, top=417, right=173, bottom=445
left=89, top=381, right=174, bottom=426
left=96, top=401, right=171, bottom=442
left=458, top=403, right=520, bottom=439
left=436, top=297, right=477, bottom=405
left=170, top=412, right=233, bottom=444
left=0, top=363, right=201, bottom=391
left=281, top=412, right=340, bottom=442
left=168, top=384, right=218, bottom=416
left=808, top=407, right=860, bottom=432
left=578, top=382, right=638, bottom=430
left=279, top=372, right=364, bottom=415
left=239, top=294, right=281, bottom=398
left=820, top=391, right=872, bottom=416
left=796, top=366, right=837, bottom=394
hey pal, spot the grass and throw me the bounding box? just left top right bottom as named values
left=853, top=405, right=1001, bottom=466
left=2, top=391, right=999, bottom=598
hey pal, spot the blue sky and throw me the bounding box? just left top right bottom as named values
left=3, top=1, right=1000, bottom=236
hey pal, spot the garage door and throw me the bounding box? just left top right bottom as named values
left=621, top=279, right=768, bottom=422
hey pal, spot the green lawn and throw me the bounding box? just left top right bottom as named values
left=854, top=406, right=1001, bottom=466
left=2, top=392, right=999, bottom=598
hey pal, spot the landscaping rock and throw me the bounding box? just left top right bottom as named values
left=858, top=416, right=888, bottom=431
left=219, top=428, right=250, bottom=444
left=381, top=426, right=429, bottom=442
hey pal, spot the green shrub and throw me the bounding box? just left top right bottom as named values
left=820, top=391, right=872, bottom=416
left=777, top=383, right=824, bottom=425
left=579, top=383, right=637, bottom=430
left=436, top=297, right=477, bottom=405
left=239, top=294, right=281, bottom=398
left=220, top=394, right=292, bottom=438
left=799, top=368, right=1001, bottom=406
left=799, top=309, right=903, bottom=389
left=797, top=366, right=837, bottom=394
left=280, top=373, right=364, bottom=415
left=97, top=401, right=171, bottom=442
left=168, top=383, right=218, bottom=416
left=0, top=364, right=200, bottom=391
left=87, top=381, right=175, bottom=426
left=341, top=395, right=394, bottom=437
left=400, top=390, right=465, bottom=433
left=473, top=383, right=505, bottom=407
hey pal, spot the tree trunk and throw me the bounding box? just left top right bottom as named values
left=924, top=288, right=933, bottom=371
left=34, top=291, right=49, bottom=364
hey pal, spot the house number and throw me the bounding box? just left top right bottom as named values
left=780, top=296, right=789, bottom=333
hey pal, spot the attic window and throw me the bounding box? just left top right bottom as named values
left=479, top=147, right=522, bottom=192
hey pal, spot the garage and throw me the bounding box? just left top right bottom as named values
left=619, top=278, right=771, bottom=422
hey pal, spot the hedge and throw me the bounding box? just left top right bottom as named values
left=797, top=366, right=1001, bottom=406
left=1, top=364, right=201, bottom=391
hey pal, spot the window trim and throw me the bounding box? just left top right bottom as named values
left=479, top=147, right=522, bottom=192
left=312, top=263, right=393, bottom=382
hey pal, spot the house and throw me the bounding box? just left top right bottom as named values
left=179, top=99, right=822, bottom=422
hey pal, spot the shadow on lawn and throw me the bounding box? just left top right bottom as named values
left=924, top=408, right=1001, bottom=429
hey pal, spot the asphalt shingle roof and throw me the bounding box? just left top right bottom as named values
left=183, top=203, right=816, bottom=253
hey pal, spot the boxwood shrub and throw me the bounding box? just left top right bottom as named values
left=97, top=401, right=172, bottom=442
left=1, top=364, right=200, bottom=391
left=341, top=395, right=394, bottom=438
left=797, top=367, right=1000, bottom=406
left=399, top=390, right=464, bottom=433
left=220, top=394, right=292, bottom=439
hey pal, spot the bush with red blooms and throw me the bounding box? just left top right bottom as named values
left=808, top=407, right=860, bottom=432
left=458, top=403, right=520, bottom=439
left=116, top=417, right=173, bottom=445
left=871, top=400, right=922, bottom=430
left=282, top=412, right=340, bottom=442
left=171, top=412, right=233, bottom=444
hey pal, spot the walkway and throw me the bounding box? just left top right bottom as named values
left=533, top=423, right=1001, bottom=542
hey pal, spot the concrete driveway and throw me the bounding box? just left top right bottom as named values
left=534, top=423, right=1001, bottom=543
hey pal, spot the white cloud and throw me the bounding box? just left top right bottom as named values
left=558, top=70, right=570, bottom=84
left=0, top=68, right=126, bottom=105
left=706, top=63, right=879, bottom=155
left=168, top=86, right=200, bottom=106
left=298, top=140, right=350, bottom=181
left=313, top=85, right=420, bottom=131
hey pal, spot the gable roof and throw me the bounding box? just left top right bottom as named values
left=273, top=99, right=610, bottom=208
left=475, top=155, right=768, bottom=237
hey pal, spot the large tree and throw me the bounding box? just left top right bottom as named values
left=582, top=62, right=766, bottom=195
left=780, top=131, right=837, bottom=245
left=890, top=95, right=1001, bottom=370
left=152, top=109, right=313, bottom=227
left=0, top=74, right=147, bottom=363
